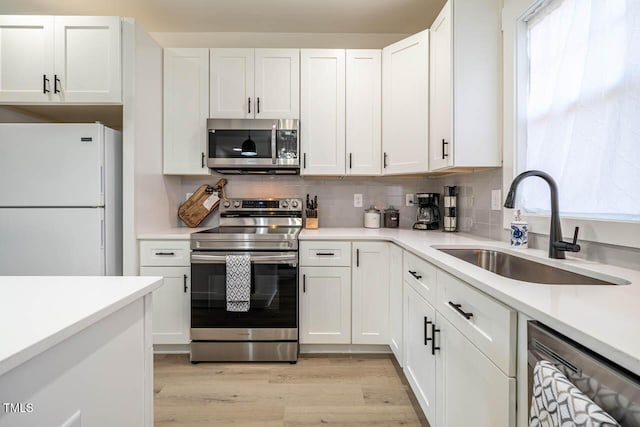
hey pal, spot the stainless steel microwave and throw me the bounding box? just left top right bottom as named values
left=207, top=119, right=299, bottom=174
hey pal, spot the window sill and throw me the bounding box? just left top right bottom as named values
left=502, top=212, right=640, bottom=249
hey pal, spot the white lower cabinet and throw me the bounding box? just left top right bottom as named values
left=139, top=239, right=191, bottom=346
left=352, top=242, right=389, bottom=344
left=299, top=266, right=351, bottom=344
left=403, top=281, right=437, bottom=422
left=435, top=314, right=516, bottom=427
left=400, top=248, right=516, bottom=427
left=140, top=266, right=191, bottom=345
left=388, top=244, right=403, bottom=364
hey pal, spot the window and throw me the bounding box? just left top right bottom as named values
left=518, top=0, right=640, bottom=221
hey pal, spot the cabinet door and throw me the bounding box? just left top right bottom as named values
left=53, top=16, right=121, bottom=103
left=403, top=281, right=436, bottom=422
left=299, top=266, right=351, bottom=344
left=0, top=16, right=54, bottom=103
left=210, top=48, right=254, bottom=118
left=140, top=266, right=191, bottom=345
left=429, top=1, right=453, bottom=171
left=435, top=314, right=516, bottom=427
left=300, top=49, right=346, bottom=176
left=345, top=49, right=381, bottom=175
left=389, top=244, right=403, bottom=365
left=352, top=242, right=389, bottom=345
left=382, top=30, right=429, bottom=175
left=163, top=48, right=210, bottom=175
left=254, top=49, right=299, bottom=119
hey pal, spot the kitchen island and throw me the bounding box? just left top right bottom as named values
left=0, top=276, right=163, bottom=427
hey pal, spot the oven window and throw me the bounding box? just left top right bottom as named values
left=191, top=263, right=297, bottom=328
left=209, top=129, right=272, bottom=159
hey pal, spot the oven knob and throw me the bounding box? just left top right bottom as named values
left=223, top=200, right=231, bottom=208
left=291, top=200, right=299, bottom=208
left=281, top=201, right=289, bottom=208
left=233, top=200, right=241, bottom=208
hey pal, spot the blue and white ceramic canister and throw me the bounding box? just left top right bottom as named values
left=510, top=210, right=528, bottom=248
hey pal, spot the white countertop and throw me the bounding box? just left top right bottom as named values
left=300, top=228, right=640, bottom=374
left=0, top=276, right=163, bottom=377
left=137, top=227, right=209, bottom=240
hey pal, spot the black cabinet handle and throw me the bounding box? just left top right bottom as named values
left=315, top=252, right=335, bottom=256
left=43, top=75, right=50, bottom=94
left=183, top=274, right=188, bottom=293
left=155, top=252, right=175, bottom=256
left=257, top=97, right=260, bottom=114
left=303, top=153, right=307, bottom=168
left=424, top=316, right=433, bottom=346
left=356, top=249, right=360, bottom=267
left=248, top=97, right=251, bottom=114
left=408, top=270, right=422, bottom=280
left=448, top=301, right=473, bottom=320
left=201, top=152, right=205, bottom=168
left=349, top=153, right=352, bottom=169
left=442, top=139, right=449, bottom=159
left=54, top=74, right=61, bottom=94
left=432, top=323, right=441, bottom=355
left=383, top=152, right=388, bottom=168
left=303, top=274, right=306, bottom=293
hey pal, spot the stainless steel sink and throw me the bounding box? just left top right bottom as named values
left=436, top=248, right=623, bottom=285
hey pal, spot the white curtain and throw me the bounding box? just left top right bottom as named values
left=522, top=0, right=640, bottom=221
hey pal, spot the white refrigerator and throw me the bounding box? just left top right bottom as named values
left=0, top=123, right=122, bottom=275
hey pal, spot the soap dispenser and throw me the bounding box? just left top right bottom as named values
left=510, top=210, right=528, bottom=248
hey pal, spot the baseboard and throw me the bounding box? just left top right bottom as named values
left=153, top=344, right=190, bottom=354
left=299, top=344, right=392, bottom=354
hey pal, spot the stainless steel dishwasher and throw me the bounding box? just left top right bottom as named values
left=528, top=322, right=640, bottom=426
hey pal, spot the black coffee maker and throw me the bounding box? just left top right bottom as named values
left=413, top=193, right=440, bottom=230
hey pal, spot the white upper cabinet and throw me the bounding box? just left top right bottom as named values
left=0, top=15, right=121, bottom=104
left=254, top=49, right=300, bottom=119
left=210, top=48, right=254, bottom=119
left=53, top=16, right=121, bottom=103
left=429, top=0, right=501, bottom=171
left=0, top=16, right=53, bottom=103
left=352, top=242, right=389, bottom=345
left=346, top=50, right=381, bottom=176
left=163, top=48, right=210, bottom=175
left=429, top=2, right=453, bottom=171
left=300, top=49, right=346, bottom=176
left=382, top=30, right=429, bottom=175
left=210, top=48, right=300, bottom=119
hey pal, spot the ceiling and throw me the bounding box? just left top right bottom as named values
left=0, top=0, right=446, bottom=34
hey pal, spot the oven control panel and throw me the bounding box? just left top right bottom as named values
left=221, top=198, right=302, bottom=212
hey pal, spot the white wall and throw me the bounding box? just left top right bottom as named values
left=150, top=32, right=409, bottom=49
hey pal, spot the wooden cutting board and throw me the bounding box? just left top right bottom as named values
left=178, top=179, right=227, bottom=228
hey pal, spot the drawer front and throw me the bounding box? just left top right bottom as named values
left=139, top=240, right=191, bottom=267
left=436, top=270, right=516, bottom=376
left=299, top=241, right=351, bottom=266
left=403, top=251, right=437, bottom=305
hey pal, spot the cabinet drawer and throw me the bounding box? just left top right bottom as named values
left=436, top=270, right=516, bottom=376
left=139, top=240, right=191, bottom=267
left=403, top=251, right=437, bottom=304
left=299, top=241, right=351, bottom=266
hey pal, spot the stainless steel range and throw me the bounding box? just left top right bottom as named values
left=190, top=198, right=302, bottom=363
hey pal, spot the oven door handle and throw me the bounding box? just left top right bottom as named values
left=191, top=253, right=297, bottom=264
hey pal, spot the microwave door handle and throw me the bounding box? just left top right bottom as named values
left=271, top=122, right=277, bottom=165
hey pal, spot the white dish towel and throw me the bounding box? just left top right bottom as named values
left=530, top=360, right=620, bottom=427
left=226, top=255, right=251, bottom=312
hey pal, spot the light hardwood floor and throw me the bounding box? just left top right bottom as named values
left=154, top=354, right=428, bottom=427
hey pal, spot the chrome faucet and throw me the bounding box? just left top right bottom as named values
left=504, top=170, right=580, bottom=259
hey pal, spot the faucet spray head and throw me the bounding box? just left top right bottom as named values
left=504, top=189, right=516, bottom=208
